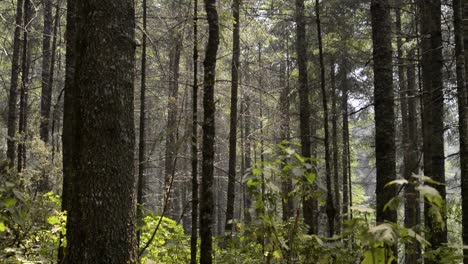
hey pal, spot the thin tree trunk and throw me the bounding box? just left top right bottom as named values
left=330, top=61, right=340, bottom=234
left=225, top=0, right=240, bottom=233
left=341, top=59, right=350, bottom=222
left=281, top=37, right=293, bottom=221
left=244, top=94, right=252, bottom=223
left=371, top=0, right=397, bottom=260
left=315, top=0, right=335, bottom=237
left=18, top=0, right=32, bottom=174
left=40, top=0, right=53, bottom=143
left=190, top=0, right=199, bottom=263
left=136, top=0, right=147, bottom=246
left=64, top=0, right=137, bottom=261
left=295, top=0, right=315, bottom=235
left=200, top=0, right=219, bottom=262
left=165, top=35, right=182, bottom=219
left=6, top=0, right=23, bottom=167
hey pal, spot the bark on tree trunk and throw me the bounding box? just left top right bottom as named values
left=330, top=61, right=340, bottom=234
left=419, top=1, right=447, bottom=256
left=341, top=59, right=350, bottom=222
left=136, top=0, right=147, bottom=246
left=455, top=0, right=468, bottom=262
left=190, top=0, right=199, bottom=263
left=315, top=0, right=335, bottom=237
left=64, top=0, right=137, bottom=262
left=6, top=0, right=23, bottom=168
left=40, top=0, right=53, bottom=143
left=225, top=0, right=240, bottom=233
left=371, top=0, right=397, bottom=260
left=295, top=0, right=315, bottom=235
left=200, top=0, right=219, bottom=262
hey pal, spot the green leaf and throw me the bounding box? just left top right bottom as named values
left=247, top=179, right=262, bottom=188
left=252, top=167, right=262, bottom=176
left=0, top=222, right=5, bottom=232
left=412, top=173, right=443, bottom=185
left=3, top=197, right=16, bottom=208
left=47, top=215, right=61, bottom=225
left=416, top=185, right=443, bottom=207
left=304, top=172, right=316, bottom=184
left=385, top=179, right=408, bottom=187
left=383, top=197, right=402, bottom=212
left=369, top=223, right=397, bottom=244
left=362, top=248, right=386, bottom=264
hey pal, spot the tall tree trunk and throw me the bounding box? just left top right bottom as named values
left=165, top=35, right=182, bottom=219
left=419, top=0, right=447, bottom=255
left=200, top=0, right=219, bottom=262
left=6, top=0, right=23, bottom=167
left=17, top=0, right=32, bottom=174
left=371, top=0, right=397, bottom=260
left=295, top=0, right=315, bottom=235
left=397, top=2, right=420, bottom=262
left=244, top=94, right=253, bottom=223
left=315, top=0, right=335, bottom=237
left=64, top=0, right=137, bottom=262
left=59, top=0, right=77, bottom=261
left=190, top=0, right=199, bottom=263
left=136, top=0, right=147, bottom=246
left=330, top=62, right=340, bottom=234
left=341, top=59, right=350, bottom=222
left=225, top=0, right=240, bottom=233
left=280, top=37, right=293, bottom=221
left=455, top=0, right=468, bottom=262
left=40, top=0, right=53, bottom=143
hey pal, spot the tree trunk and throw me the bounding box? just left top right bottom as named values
left=40, top=0, right=53, bottom=143
left=200, top=0, right=219, bottom=262
left=17, top=0, right=32, bottom=174
left=295, top=0, right=315, bottom=235
left=455, top=0, right=468, bottom=262
left=280, top=37, right=293, bottom=221
left=165, top=34, right=182, bottom=219
left=371, top=0, right=397, bottom=260
left=59, top=0, right=77, bottom=261
left=6, top=0, right=23, bottom=167
left=225, top=0, right=240, bottom=233
left=244, top=94, right=253, bottom=223
left=190, top=0, right=199, bottom=263
left=136, top=0, right=147, bottom=246
left=341, top=59, right=350, bottom=222
left=419, top=0, right=447, bottom=255
left=315, top=0, right=335, bottom=237
left=330, top=61, right=340, bottom=234
left=64, top=0, right=137, bottom=262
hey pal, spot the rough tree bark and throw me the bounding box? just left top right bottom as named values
left=200, top=0, right=219, bottom=262
left=136, top=0, right=147, bottom=246
left=330, top=62, right=341, bottom=234
left=40, top=0, right=53, bottom=143
left=419, top=0, right=447, bottom=255
left=6, top=0, right=23, bottom=167
left=295, top=0, right=315, bottom=235
left=64, top=0, right=137, bottom=262
left=340, top=59, right=350, bottom=222
left=190, top=0, right=199, bottom=263
left=17, top=0, right=32, bottom=174
left=455, top=0, right=468, bottom=262
left=315, top=0, right=335, bottom=237
left=370, top=0, right=397, bottom=260
left=59, top=0, right=77, bottom=261
left=225, top=0, right=240, bottom=233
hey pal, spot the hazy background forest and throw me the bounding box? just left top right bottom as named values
left=0, top=0, right=467, bottom=263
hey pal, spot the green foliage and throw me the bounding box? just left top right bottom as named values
left=140, top=215, right=190, bottom=263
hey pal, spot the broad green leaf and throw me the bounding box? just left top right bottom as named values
left=0, top=222, right=5, bottom=232
left=412, top=173, right=443, bottom=185
left=362, top=248, right=385, bottom=264
left=47, top=215, right=61, bottom=225
left=252, top=167, right=262, bottom=176
left=416, top=185, right=443, bottom=207
left=383, top=197, right=402, bottom=212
